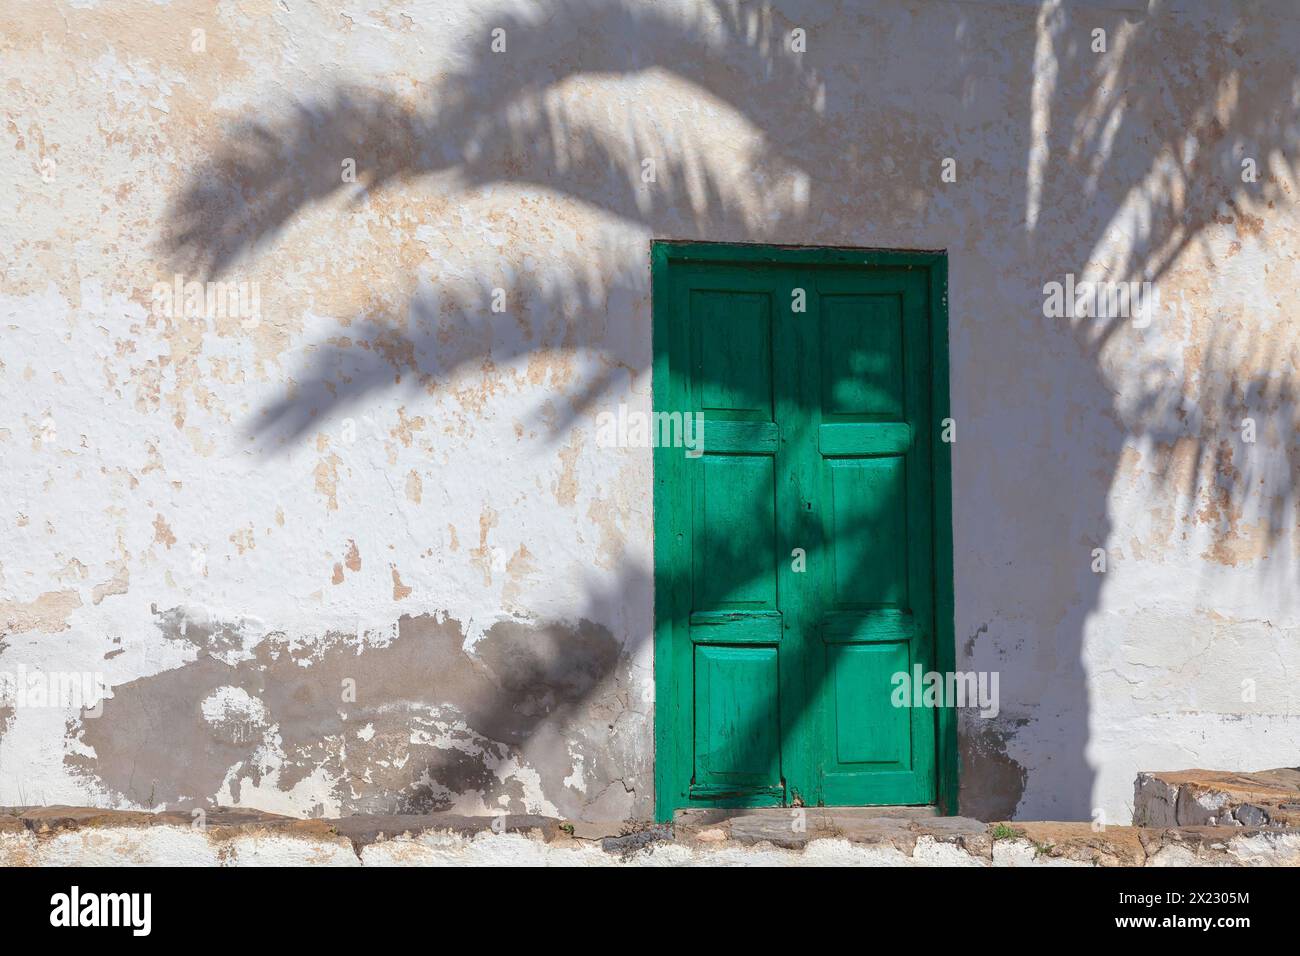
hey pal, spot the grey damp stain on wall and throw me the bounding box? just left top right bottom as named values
left=962, top=621, right=990, bottom=657
left=67, top=608, right=644, bottom=820
left=958, top=718, right=1029, bottom=822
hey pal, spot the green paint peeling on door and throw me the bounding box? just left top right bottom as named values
left=652, top=242, right=956, bottom=821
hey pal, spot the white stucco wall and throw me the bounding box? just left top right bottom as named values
left=1, top=0, right=1297, bottom=823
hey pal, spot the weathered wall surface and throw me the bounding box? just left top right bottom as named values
left=1, top=0, right=1297, bottom=823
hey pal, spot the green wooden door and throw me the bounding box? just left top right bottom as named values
left=653, top=243, right=955, bottom=820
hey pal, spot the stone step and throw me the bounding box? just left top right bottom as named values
left=5, top=804, right=1300, bottom=865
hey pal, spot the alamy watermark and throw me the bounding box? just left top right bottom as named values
left=891, top=666, right=999, bottom=718
left=595, top=404, right=704, bottom=457
left=50, top=886, right=151, bottom=936
left=0, top=665, right=107, bottom=718
left=152, top=273, right=261, bottom=328
left=1042, top=274, right=1157, bottom=328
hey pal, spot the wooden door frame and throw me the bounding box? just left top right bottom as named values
left=651, top=240, right=956, bottom=822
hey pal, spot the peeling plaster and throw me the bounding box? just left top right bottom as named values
left=67, top=610, right=638, bottom=820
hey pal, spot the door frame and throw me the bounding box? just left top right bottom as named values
left=651, top=240, right=956, bottom=822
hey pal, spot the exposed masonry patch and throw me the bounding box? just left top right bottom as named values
left=67, top=610, right=643, bottom=821
left=0, top=589, right=82, bottom=634
left=1134, top=769, right=1300, bottom=828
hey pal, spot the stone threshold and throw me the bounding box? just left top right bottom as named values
left=3, top=803, right=1300, bottom=866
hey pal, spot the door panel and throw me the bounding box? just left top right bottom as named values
left=654, top=245, right=950, bottom=818
left=694, top=290, right=773, bottom=419
left=692, top=645, right=783, bottom=800
left=821, top=294, right=905, bottom=417
left=684, top=270, right=790, bottom=806
left=697, top=454, right=776, bottom=608
left=828, top=641, right=911, bottom=766
left=814, top=269, right=935, bottom=806
left=827, top=457, right=909, bottom=606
